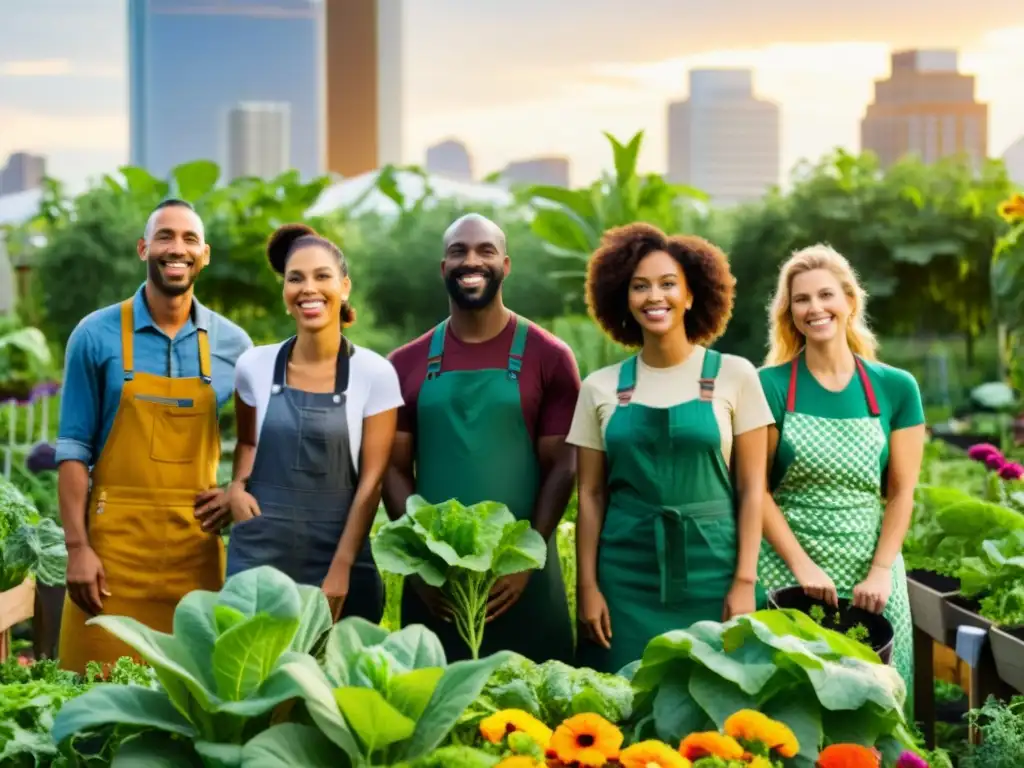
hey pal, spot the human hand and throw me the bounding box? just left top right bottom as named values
left=722, top=578, right=757, bottom=620
left=66, top=545, right=109, bottom=616
left=579, top=584, right=612, bottom=649
left=409, top=575, right=453, bottom=621
left=226, top=482, right=261, bottom=524
left=486, top=571, right=530, bottom=622
left=194, top=487, right=232, bottom=532
left=852, top=564, right=892, bottom=614
left=322, top=564, right=350, bottom=621
left=793, top=560, right=839, bottom=607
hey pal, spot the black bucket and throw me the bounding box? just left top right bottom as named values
left=767, top=585, right=895, bottom=665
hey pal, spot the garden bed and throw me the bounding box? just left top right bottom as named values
left=906, top=568, right=960, bottom=645
left=945, top=593, right=994, bottom=634
left=990, top=625, right=1024, bottom=694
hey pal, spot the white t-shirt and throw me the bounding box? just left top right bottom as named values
left=234, top=341, right=404, bottom=470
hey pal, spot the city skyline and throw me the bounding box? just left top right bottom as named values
left=1, top=1, right=1023, bottom=190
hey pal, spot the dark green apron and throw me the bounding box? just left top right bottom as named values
left=576, top=349, right=739, bottom=673
left=402, top=315, right=574, bottom=664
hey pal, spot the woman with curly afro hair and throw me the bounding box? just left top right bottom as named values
left=224, top=223, right=403, bottom=623
left=566, top=222, right=774, bottom=673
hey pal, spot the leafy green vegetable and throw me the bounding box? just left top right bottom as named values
left=961, top=695, right=1024, bottom=768
left=372, top=496, right=547, bottom=659
left=453, top=654, right=633, bottom=742
left=0, top=475, right=67, bottom=589
left=959, top=529, right=1024, bottom=625
left=626, top=609, right=916, bottom=767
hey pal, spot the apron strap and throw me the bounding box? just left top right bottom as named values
left=119, top=300, right=135, bottom=382
left=786, top=355, right=881, bottom=417
left=272, top=335, right=353, bottom=399
left=425, top=321, right=447, bottom=380
left=197, top=329, right=212, bottom=385
left=615, top=356, right=638, bottom=405
left=506, top=315, right=528, bottom=381
left=698, top=348, right=722, bottom=401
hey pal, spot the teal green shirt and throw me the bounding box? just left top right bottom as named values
left=758, top=356, right=925, bottom=490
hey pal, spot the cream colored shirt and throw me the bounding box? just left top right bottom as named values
left=566, top=347, right=774, bottom=467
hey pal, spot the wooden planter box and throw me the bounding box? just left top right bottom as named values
left=990, top=625, right=1024, bottom=693
left=0, top=578, right=36, bottom=658
left=945, top=594, right=993, bottom=634
left=907, top=569, right=960, bottom=644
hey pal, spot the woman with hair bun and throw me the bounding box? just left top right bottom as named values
left=757, top=244, right=925, bottom=694
left=567, top=222, right=773, bottom=673
left=224, top=224, right=403, bottom=622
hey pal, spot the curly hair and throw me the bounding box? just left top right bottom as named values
left=266, top=223, right=356, bottom=327
left=585, top=222, right=736, bottom=347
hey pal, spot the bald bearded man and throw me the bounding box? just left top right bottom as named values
left=383, top=214, right=579, bottom=664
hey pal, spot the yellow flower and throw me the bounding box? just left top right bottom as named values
left=998, top=193, right=1024, bottom=223
left=549, top=712, right=624, bottom=767
left=619, top=739, right=692, bottom=768
left=495, top=757, right=543, bottom=768
left=678, top=732, right=745, bottom=761
left=748, top=757, right=775, bottom=768
left=479, top=709, right=553, bottom=748
left=723, top=709, right=800, bottom=758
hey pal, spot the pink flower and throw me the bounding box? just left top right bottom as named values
left=999, top=462, right=1024, bottom=481
left=968, top=443, right=1002, bottom=463
left=896, top=751, right=929, bottom=768
left=985, top=454, right=1007, bottom=471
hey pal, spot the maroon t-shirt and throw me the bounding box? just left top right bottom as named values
left=388, top=317, right=581, bottom=444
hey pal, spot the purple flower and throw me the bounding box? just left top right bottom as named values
left=999, top=462, right=1024, bottom=481
left=968, top=443, right=1002, bottom=463
left=896, top=751, right=929, bottom=768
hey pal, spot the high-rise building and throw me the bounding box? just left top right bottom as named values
left=0, top=152, right=46, bottom=195
left=666, top=69, right=780, bottom=207
left=128, top=0, right=322, bottom=180
left=325, top=0, right=403, bottom=178
left=226, top=102, right=291, bottom=180
left=1003, top=136, right=1024, bottom=186
left=500, top=157, right=571, bottom=187
left=861, top=50, right=987, bottom=169
left=425, top=139, right=474, bottom=181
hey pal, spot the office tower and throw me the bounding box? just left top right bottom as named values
left=226, top=102, right=291, bottom=180
left=0, top=152, right=46, bottom=195
left=426, top=139, right=474, bottom=181
left=667, top=69, right=780, bottom=207
left=325, top=0, right=403, bottom=178
left=861, top=50, right=988, bottom=169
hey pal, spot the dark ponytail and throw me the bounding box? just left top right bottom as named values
left=267, top=223, right=356, bottom=327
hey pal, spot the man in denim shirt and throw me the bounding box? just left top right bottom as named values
left=55, top=199, right=252, bottom=672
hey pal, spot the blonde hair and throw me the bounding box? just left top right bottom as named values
left=765, top=244, right=878, bottom=366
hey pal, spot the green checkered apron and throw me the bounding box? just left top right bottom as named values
left=757, top=355, right=913, bottom=698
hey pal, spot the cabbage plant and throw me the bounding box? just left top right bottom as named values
left=371, top=496, right=547, bottom=659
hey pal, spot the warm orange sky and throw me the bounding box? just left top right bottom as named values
left=1, top=2, right=1022, bottom=189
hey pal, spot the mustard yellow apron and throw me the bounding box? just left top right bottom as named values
left=58, top=299, right=224, bottom=673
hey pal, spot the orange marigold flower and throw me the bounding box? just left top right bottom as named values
left=480, top=709, right=553, bottom=748
left=816, top=743, right=881, bottom=768
left=998, top=193, right=1024, bottom=223
left=619, top=739, right=692, bottom=768
left=549, top=713, right=624, bottom=768
left=678, top=732, right=745, bottom=761
left=724, top=709, right=800, bottom=757
left=495, top=757, right=543, bottom=768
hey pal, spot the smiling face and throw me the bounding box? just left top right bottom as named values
left=138, top=205, right=209, bottom=297
left=283, top=244, right=349, bottom=332
left=627, top=250, right=691, bottom=339
left=442, top=218, right=509, bottom=310
left=789, top=267, right=853, bottom=345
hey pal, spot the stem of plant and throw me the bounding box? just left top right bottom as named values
left=445, top=572, right=497, bottom=659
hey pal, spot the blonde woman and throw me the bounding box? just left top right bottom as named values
left=757, top=244, right=925, bottom=694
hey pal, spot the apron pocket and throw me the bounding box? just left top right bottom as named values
left=293, top=407, right=332, bottom=475
left=150, top=408, right=208, bottom=464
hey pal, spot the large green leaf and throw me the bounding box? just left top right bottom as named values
left=170, top=160, right=221, bottom=201
left=118, top=165, right=169, bottom=201
left=52, top=685, right=196, bottom=745
left=529, top=209, right=593, bottom=254
left=240, top=723, right=348, bottom=767
left=335, top=687, right=417, bottom=755
left=212, top=613, right=299, bottom=700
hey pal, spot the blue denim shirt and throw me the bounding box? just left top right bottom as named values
left=55, top=283, right=253, bottom=466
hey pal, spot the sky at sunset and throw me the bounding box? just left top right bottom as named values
left=1, top=0, right=1023, bottom=190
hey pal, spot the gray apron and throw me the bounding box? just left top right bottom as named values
left=225, top=337, right=382, bottom=622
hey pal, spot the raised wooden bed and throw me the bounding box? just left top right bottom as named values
left=0, top=577, right=35, bottom=658
left=990, top=625, right=1024, bottom=693
left=945, top=594, right=993, bottom=634
left=907, top=569, right=960, bottom=644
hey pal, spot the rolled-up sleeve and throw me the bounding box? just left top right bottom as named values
left=55, top=325, right=99, bottom=465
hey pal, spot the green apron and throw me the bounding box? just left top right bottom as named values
left=757, top=355, right=914, bottom=698
left=402, top=315, right=574, bottom=664
left=576, top=349, right=739, bottom=674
